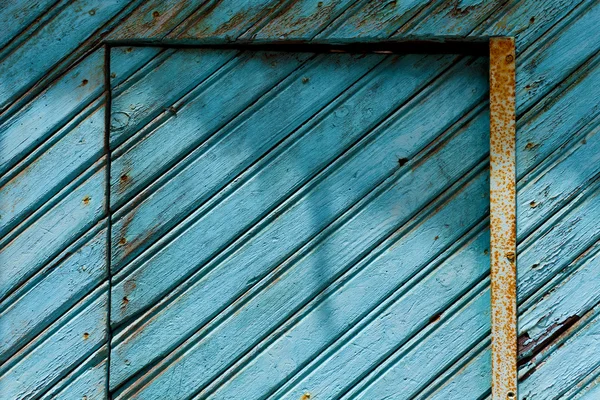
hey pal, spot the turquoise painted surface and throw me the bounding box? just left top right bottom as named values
left=0, top=1, right=598, bottom=399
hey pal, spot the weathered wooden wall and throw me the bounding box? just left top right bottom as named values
left=0, top=1, right=599, bottom=399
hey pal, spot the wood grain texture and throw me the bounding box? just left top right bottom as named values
left=108, top=51, right=490, bottom=398
left=2, top=0, right=600, bottom=398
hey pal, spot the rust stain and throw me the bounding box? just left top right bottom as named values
left=115, top=202, right=160, bottom=267
left=300, top=393, right=311, bottom=400
left=518, top=315, right=581, bottom=366
left=428, top=312, right=442, bottom=324
left=489, top=37, right=517, bottom=400
left=258, top=0, right=340, bottom=39
left=120, top=277, right=137, bottom=314
left=82, top=195, right=91, bottom=205
left=124, top=279, right=136, bottom=295
left=118, top=167, right=132, bottom=193
left=524, top=142, right=538, bottom=150
left=121, top=296, right=130, bottom=313
left=449, top=0, right=478, bottom=17
left=83, top=332, right=90, bottom=340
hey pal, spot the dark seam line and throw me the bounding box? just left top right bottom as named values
left=104, top=39, right=490, bottom=55
left=104, top=43, right=114, bottom=400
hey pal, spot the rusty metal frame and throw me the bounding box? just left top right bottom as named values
left=489, top=37, right=517, bottom=400
left=104, top=37, right=517, bottom=398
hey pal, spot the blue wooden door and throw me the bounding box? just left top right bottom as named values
left=108, top=48, right=490, bottom=399
left=2, top=1, right=600, bottom=399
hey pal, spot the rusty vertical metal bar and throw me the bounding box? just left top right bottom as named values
left=489, top=37, right=517, bottom=400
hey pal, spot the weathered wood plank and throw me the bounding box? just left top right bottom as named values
left=207, top=171, right=490, bottom=400
left=516, top=53, right=600, bottom=178
left=0, top=164, right=105, bottom=301
left=0, top=286, right=107, bottom=400
left=520, top=310, right=600, bottom=400
left=109, top=51, right=390, bottom=270
left=41, top=346, right=108, bottom=400
left=0, top=105, right=104, bottom=239
left=476, top=0, right=590, bottom=48
left=0, top=0, right=597, bottom=399
left=107, top=0, right=207, bottom=41
left=110, top=48, right=236, bottom=149
left=109, top=54, right=484, bottom=331
left=518, top=182, right=600, bottom=302
left=0, top=0, right=58, bottom=50
left=573, top=370, right=600, bottom=399
left=515, top=0, right=600, bottom=114
left=0, top=225, right=106, bottom=363
left=317, top=0, right=439, bottom=40
left=110, top=51, right=311, bottom=209
left=520, top=243, right=600, bottom=361
left=409, top=184, right=600, bottom=398
left=0, top=0, right=131, bottom=110
left=109, top=45, right=162, bottom=86
left=344, top=284, right=491, bottom=400
left=517, top=118, right=600, bottom=239
left=251, top=0, right=355, bottom=40
left=395, top=0, right=507, bottom=37
left=427, top=346, right=491, bottom=399
left=0, top=49, right=104, bottom=177
left=111, top=59, right=489, bottom=395
left=174, top=0, right=289, bottom=41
